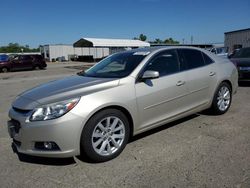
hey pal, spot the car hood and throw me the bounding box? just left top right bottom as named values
left=12, top=75, right=119, bottom=110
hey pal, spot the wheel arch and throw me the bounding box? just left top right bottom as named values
left=80, top=104, right=135, bottom=143
left=91, top=105, right=134, bottom=139
left=78, top=105, right=135, bottom=160
left=220, top=79, right=232, bottom=91
left=208, top=78, right=233, bottom=110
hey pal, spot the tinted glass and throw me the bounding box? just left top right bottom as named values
left=19, top=55, right=31, bottom=60
left=0, top=55, right=9, bottom=61
left=31, top=55, right=43, bottom=60
left=82, top=51, right=148, bottom=78
left=202, top=52, right=214, bottom=65
left=145, top=50, right=179, bottom=77
left=181, top=49, right=204, bottom=69
left=233, top=48, right=250, bottom=58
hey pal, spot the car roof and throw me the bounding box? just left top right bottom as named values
left=119, top=46, right=206, bottom=55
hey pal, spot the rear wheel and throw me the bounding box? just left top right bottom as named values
left=210, top=82, right=232, bottom=115
left=33, top=65, right=40, bottom=70
left=80, top=109, right=130, bottom=162
left=1, top=67, right=8, bottom=73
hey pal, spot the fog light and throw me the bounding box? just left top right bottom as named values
left=44, top=142, right=53, bottom=149
left=35, top=141, right=60, bottom=151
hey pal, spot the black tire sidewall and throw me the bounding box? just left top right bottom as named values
left=211, top=82, right=232, bottom=115
left=34, top=65, right=40, bottom=70
left=80, top=109, right=130, bottom=162
left=2, top=67, right=8, bottom=73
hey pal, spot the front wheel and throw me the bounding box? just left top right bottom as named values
left=1, top=67, right=8, bottom=73
left=210, top=82, right=232, bottom=115
left=80, top=109, right=130, bottom=162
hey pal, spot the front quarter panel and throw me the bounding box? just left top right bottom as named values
left=70, top=76, right=138, bottom=145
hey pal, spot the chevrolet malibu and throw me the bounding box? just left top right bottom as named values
left=8, top=47, right=238, bottom=162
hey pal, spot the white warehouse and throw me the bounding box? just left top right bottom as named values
left=41, top=38, right=150, bottom=61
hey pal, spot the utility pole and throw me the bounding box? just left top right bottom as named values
left=182, top=38, right=185, bottom=44
left=191, top=36, right=193, bottom=44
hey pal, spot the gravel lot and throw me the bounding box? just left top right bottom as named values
left=0, top=62, right=249, bottom=188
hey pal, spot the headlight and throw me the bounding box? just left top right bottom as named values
left=30, top=98, right=80, bottom=121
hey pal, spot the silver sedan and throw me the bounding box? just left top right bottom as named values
left=8, top=47, right=238, bottom=162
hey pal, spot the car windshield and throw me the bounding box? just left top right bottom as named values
left=80, top=51, right=149, bottom=78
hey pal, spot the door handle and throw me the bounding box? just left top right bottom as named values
left=176, top=80, right=185, bottom=86
left=209, top=72, right=216, bottom=76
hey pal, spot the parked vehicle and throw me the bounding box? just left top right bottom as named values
left=0, top=54, right=46, bottom=73
left=228, top=48, right=240, bottom=58
left=8, top=47, right=238, bottom=162
left=0, top=54, right=10, bottom=72
left=229, top=47, right=250, bottom=80
left=209, top=47, right=228, bottom=57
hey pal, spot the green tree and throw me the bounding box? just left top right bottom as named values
left=154, top=38, right=163, bottom=44
left=139, top=34, right=147, bottom=41
left=0, top=43, right=40, bottom=53
left=164, top=38, right=179, bottom=44
left=133, top=34, right=147, bottom=41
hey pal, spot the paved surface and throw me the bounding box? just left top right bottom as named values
left=0, top=62, right=249, bottom=188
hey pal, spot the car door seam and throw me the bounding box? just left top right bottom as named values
left=144, top=93, right=188, bottom=110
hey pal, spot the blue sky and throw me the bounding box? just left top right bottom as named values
left=0, top=0, right=249, bottom=47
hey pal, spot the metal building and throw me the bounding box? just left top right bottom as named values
left=40, top=38, right=150, bottom=62
left=41, top=44, right=74, bottom=61
left=73, top=38, right=150, bottom=60
left=224, top=28, right=250, bottom=53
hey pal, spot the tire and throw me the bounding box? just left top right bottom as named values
left=210, top=82, right=232, bottom=115
left=34, top=65, right=40, bottom=70
left=80, top=109, right=130, bottom=162
left=1, top=67, right=8, bottom=73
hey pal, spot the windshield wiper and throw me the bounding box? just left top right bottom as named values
left=77, top=71, right=100, bottom=78
left=77, top=70, right=86, bottom=76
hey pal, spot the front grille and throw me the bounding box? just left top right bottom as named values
left=12, top=107, right=31, bottom=114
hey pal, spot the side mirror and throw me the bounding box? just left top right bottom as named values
left=141, top=70, right=159, bottom=80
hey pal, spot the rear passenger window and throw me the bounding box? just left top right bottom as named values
left=181, top=49, right=205, bottom=69
left=20, top=56, right=31, bottom=60
left=202, top=52, right=214, bottom=65
left=33, top=55, right=43, bottom=60
left=145, top=50, right=180, bottom=77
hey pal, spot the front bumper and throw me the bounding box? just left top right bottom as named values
left=8, top=107, right=84, bottom=158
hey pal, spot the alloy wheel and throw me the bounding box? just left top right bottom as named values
left=217, top=86, right=231, bottom=112
left=91, top=116, right=125, bottom=156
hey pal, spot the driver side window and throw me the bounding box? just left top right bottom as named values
left=145, top=50, right=180, bottom=77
